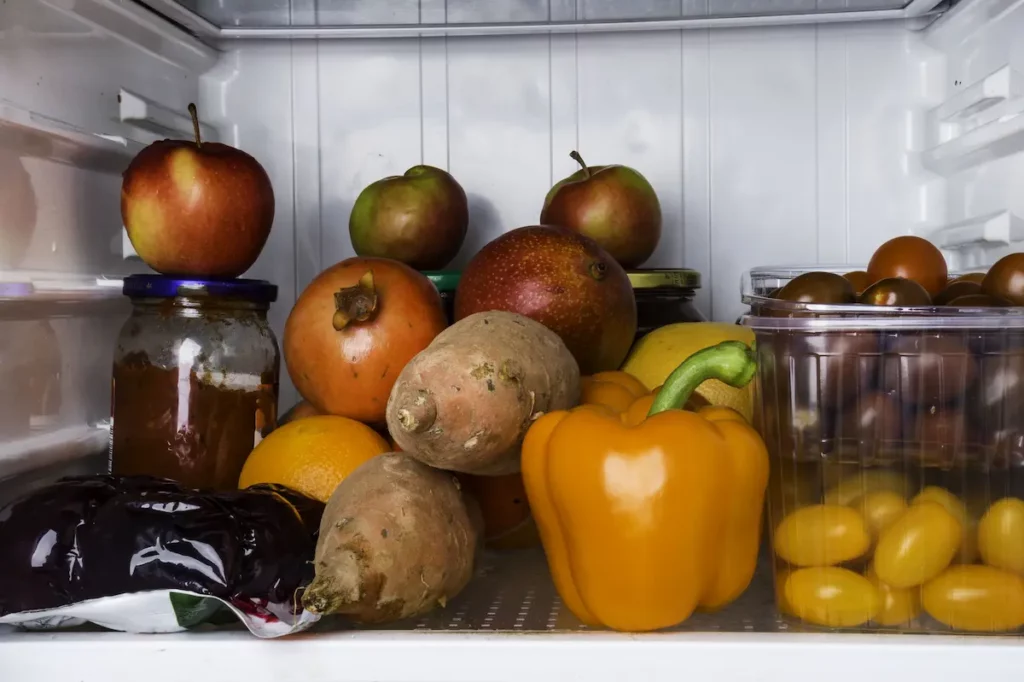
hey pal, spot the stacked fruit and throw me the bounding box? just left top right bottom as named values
left=253, top=153, right=662, bottom=538
left=225, top=146, right=775, bottom=632
left=772, top=475, right=1024, bottom=633
left=111, top=120, right=776, bottom=634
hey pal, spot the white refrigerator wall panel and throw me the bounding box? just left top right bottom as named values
left=927, top=0, right=1024, bottom=269
left=212, top=22, right=940, bottom=339
left=0, top=0, right=205, bottom=483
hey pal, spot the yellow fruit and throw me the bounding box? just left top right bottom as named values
left=773, top=504, right=870, bottom=567
left=784, top=567, right=880, bottom=627
left=775, top=567, right=796, bottom=616
left=911, top=486, right=977, bottom=563
left=823, top=470, right=907, bottom=506
left=978, top=498, right=1024, bottom=574
left=865, top=563, right=921, bottom=627
left=923, top=565, right=1024, bottom=632
left=856, top=490, right=907, bottom=541
left=621, top=322, right=755, bottom=422
left=874, top=501, right=962, bottom=589
left=238, top=415, right=390, bottom=502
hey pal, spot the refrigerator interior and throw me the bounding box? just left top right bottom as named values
left=3, top=0, right=1024, bottom=677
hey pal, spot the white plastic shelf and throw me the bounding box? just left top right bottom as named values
left=0, top=275, right=128, bottom=321
left=929, top=210, right=1024, bottom=249
left=0, top=424, right=110, bottom=483
left=4, top=550, right=1024, bottom=682
left=922, top=65, right=1024, bottom=176
left=0, top=102, right=143, bottom=175
left=139, top=0, right=947, bottom=38
left=118, top=89, right=219, bottom=144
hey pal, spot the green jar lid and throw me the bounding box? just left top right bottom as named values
left=423, top=270, right=461, bottom=292
left=628, top=269, right=701, bottom=290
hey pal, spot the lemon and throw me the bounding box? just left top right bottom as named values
left=622, top=322, right=756, bottom=421
left=238, top=415, right=390, bottom=502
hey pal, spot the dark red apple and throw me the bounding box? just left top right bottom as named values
left=540, top=151, right=661, bottom=268
left=121, top=104, right=274, bottom=278
left=349, top=165, right=468, bottom=270
left=454, top=225, right=637, bottom=374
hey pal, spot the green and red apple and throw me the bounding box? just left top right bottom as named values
left=349, top=165, right=468, bottom=270
left=121, top=104, right=275, bottom=278
left=540, top=151, right=661, bottom=269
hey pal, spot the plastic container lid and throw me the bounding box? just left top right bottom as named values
left=628, top=269, right=701, bottom=290
left=742, top=265, right=1024, bottom=331
left=122, top=275, right=278, bottom=303
left=423, top=270, right=461, bottom=292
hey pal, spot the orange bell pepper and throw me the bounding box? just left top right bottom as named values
left=580, top=371, right=649, bottom=413
left=580, top=371, right=709, bottom=426
left=522, top=341, right=769, bottom=632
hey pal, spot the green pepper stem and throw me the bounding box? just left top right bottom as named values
left=647, top=340, right=757, bottom=417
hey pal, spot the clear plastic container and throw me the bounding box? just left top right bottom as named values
left=743, top=266, right=1024, bottom=635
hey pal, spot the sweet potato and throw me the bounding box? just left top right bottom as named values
left=385, top=311, right=580, bottom=475
left=302, top=453, right=481, bottom=624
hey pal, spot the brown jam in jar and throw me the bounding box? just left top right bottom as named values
left=628, top=269, right=704, bottom=340
left=110, top=276, right=280, bottom=491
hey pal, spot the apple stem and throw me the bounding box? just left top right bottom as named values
left=188, top=103, right=202, bottom=148
left=570, top=150, right=590, bottom=179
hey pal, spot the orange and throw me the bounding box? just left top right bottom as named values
left=277, top=399, right=322, bottom=426
left=457, top=472, right=541, bottom=550
left=238, top=415, right=390, bottom=502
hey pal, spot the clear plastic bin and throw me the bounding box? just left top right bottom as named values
left=742, top=266, right=1024, bottom=635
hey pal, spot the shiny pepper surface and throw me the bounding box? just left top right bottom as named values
left=522, top=341, right=769, bottom=632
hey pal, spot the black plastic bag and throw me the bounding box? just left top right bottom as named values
left=0, top=475, right=324, bottom=617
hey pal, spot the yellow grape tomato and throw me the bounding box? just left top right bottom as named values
left=922, top=565, right=1024, bottom=632
left=874, top=501, right=962, bottom=589
left=865, top=563, right=920, bottom=627
left=978, top=498, right=1024, bottom=575
left=824, top=471, right=907, bottom=506
left=774, top=504, right=870, bottom=567
left=784, top=567, right=880, bottom=628
left=912, top=486, right=967, bottom=520
left=857, top=491, right=907, bottom=540
left=775, top=568, right=795, bottom=617
left=912, top=486, right=977, bottom=563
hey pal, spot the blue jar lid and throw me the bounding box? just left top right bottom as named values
left=123, top=275, right=278, bottom=303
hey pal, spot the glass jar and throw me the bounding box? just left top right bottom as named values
left=110, top=275, right=279, bottom=491
left=628, top=269, right=704, bottom=341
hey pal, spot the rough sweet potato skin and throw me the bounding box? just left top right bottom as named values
left=302, top=453, right=481, bottom=624
left=385, top=311, right=580, bottom=475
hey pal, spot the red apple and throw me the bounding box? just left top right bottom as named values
left=455, top=225, right=637, bottom=374
left=540, top=151, right=661, bottom=269
left=121, top=104, right=274, bottom=278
